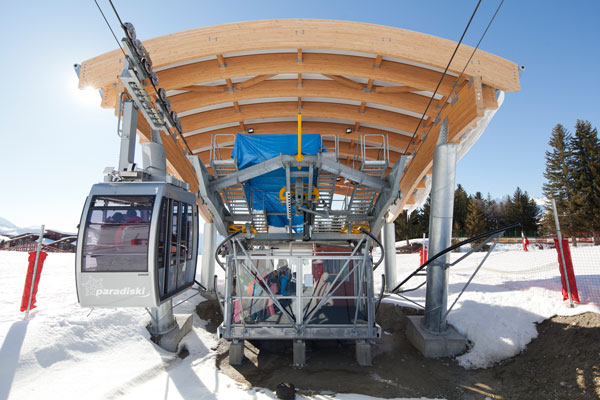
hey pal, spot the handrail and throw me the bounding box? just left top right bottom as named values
left=391, top=222, right=521, bottom=293
left=210, top=133, right=236, bottom=162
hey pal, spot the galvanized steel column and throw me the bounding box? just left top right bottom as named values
left=383, top=222, right=397, bottom=291
left=200, top=222, right=217, bottom=291
left=424, top=118, right=457, bottom=333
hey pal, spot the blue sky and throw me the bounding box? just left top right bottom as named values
left=0, top=1, right=598, bottom=232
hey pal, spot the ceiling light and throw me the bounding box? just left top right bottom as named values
left=248, top=128, right=254, bottom=133
left=345, top=128, right=352, bottom=134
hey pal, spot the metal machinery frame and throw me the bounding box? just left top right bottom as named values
left=190, top=131, right=408, bottom=366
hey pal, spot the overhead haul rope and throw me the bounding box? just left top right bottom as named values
left=402, top=0, right=505, bottom=158
left=93, top=0, right=126, bottom=57
left=92, top=0, right=194, bottom=156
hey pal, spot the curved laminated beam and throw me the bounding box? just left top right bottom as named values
left=101, top=52, right=460, bottom=103
left=168, top=79, right=441, bottom=118
left=79, top=19, right=520, bottom=93
left=185, top=120, right=419, bottom=152
left=180, top=101, right=421, bottom=137
left=388, top=77, right=486, bottom=221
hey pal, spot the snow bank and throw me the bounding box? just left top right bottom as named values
left=386, top=248, right=600, bottom=369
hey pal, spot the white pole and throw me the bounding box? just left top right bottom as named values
left=24, top=224, right=45, bottom=320
left=552, top=199, right=574, bottom=308
left=383, top=222, right=397, bottom=291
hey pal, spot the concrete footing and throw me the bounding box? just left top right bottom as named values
left=200, top=289, right=217, bottom=301
left=355, top=340, right=372, bottom=366
left=293, top=340, right=306, bottom=367
left=229, top=340, right=244, bottom=365
left=156, top=314, right=193, bottom=353
left=406, top=316, right=467, bottom=358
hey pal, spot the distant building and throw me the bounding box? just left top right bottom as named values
left=0, top=229, right=76, bottom=253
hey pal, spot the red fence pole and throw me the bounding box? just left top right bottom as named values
left=20, top=251, right=48, bottom=313
left=553, top=238, right=581, bottom=304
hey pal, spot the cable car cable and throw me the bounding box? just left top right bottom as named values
left=402, top=0, right=504, bottom=156
left=401, top=0, right=482, bottom=155
left=93, top=0, right=126, bottom=57
left=104, top=0, right=195, bottom=156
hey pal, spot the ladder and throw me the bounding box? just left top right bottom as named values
left=347, top=135, right=389, bottom=215
left=212, top=159, right=252, bottom=218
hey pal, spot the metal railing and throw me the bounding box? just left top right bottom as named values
left=210, top=133, right=236, bottom=162
left=391, top=223, right=522, bottom=312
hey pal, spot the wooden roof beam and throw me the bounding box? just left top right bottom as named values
left=180, top=101, right=421, bottom=136
left=164, top=80, right=440, bottom=119
left=374, top=55, right=383, bottom=68
left=157, top=53, right=458, bottom=96
left=389, top=76, right=485, bottom=220
left=180, top=85, right=225, bottom=93
left=184, top=120, right=418, bottom=151
left=79, top=20, right=520, bottom=93
left=323, top=74, right=365, bottom=90
left=234, top=74, right=276, bottom=90
left=375, top=85, right=424, bottom=93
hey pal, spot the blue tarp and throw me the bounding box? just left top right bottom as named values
left=231, top=134, right=324, bottom=230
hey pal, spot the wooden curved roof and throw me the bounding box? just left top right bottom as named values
left=78, top=19, right=520, bottom=221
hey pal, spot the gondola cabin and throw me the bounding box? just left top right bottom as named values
left=75, top=182, right=198, bottom=307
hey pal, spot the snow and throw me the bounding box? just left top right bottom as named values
left=1, top=246, right=598, bottom=398
left=385, top=246, right=600, bottom=369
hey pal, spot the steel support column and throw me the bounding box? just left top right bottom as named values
left=383, top=222, right=397, bottom=291
left=200, top=222, right=217, bottom=291
left=118, top=100, right=138, bottom=171
left=423, top=118, right=457, bottom=333
left=149, top=299, right=176, bottom=335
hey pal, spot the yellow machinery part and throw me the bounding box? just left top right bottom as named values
left=340, top=223, right=370, bottom=234
left=227, top=224, right=258, bottom=234
left=278, top=186, right=320, bottom=202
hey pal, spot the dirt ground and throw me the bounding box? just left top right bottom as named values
left=197, top=301, right=600, bottom=399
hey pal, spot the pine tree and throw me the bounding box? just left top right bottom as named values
left=452, top=184, right=469, bottom=237
left=507, top=187, right=540, bottom=235
left=465, top=198, right=487, bottom=237
left=569, top=120, right=600, bottom=240
left=484, top=193, right=500, bottom=231
left=542, top=124, right=573, bottom=212
left=542, top=124, right=574, bottom=235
